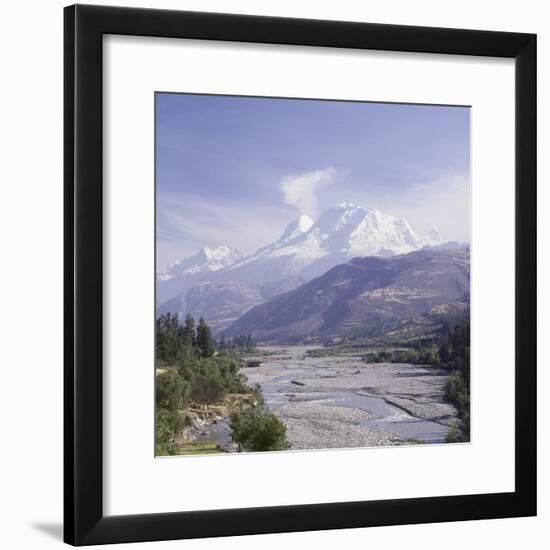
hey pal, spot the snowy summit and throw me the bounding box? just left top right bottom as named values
left=223, top=202, right=443, bottom=283
left=157, top=245, right=243, bottom=281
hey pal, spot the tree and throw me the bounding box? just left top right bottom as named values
left=246, top=334, right=255, bottom=352
left=190, top=374, right=224, bottom=406
left=156, top=408, right=184, bottom=456
left=441, top=318, right=470, bottom=442
left=182, top=314, right=195, bottom=358
left=196, top=317, right=214, bottom=358
left=156, top=370, right=190, bottom=412
left=229, top=406, right=289, bottom=452
left=218, top=333, right=227, bottom=354
left=156, top=312, right=181, bottom=364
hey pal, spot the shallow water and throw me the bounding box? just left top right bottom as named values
left=253, top=346, right=451, bottom=445
left=193, top=420, right=232, bottom=446
left=334, top=392, right=449, bottom=444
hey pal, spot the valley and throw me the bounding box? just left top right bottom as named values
left=155, top=203, right=470, bottom=455
left=187, top=344, right=458, bottom=452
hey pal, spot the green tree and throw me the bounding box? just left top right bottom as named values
left=182, top=314, right=196, bottom=358
left=156, top=312, right=181, bottom=364
left=441, top=319, right=470, bottom=442
left=230, top=406, right=289, bottom=452
left=156, top=408, right=184, bottom=456
left=196, top=317, right=214, bottom=358
left=219, top=333, right=227, bottom=354
left=156, top=370, right=190, bottom=412
left=190, top=374, right=224, bottom=406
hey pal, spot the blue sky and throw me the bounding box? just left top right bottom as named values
left=156, top=93, right=470, bottom=267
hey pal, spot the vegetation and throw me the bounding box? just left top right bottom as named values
left=229, top=405, right=289, bottom=452
left=155, top=313, right=281, bottom=455
left=156, top=408, right=186, bottom=456
left=363, top=319, right=470, bottom=442
left=362, top=347, right=441, bottom=365
left=440, top=320, right=470, bottom=442
left=176, top=442, right=222, bottom=455
left=155, top=313, right=249, bottom=455
left=156, top=313, right=257, bottom=364
left=196, top=317, right=215, bottom=358
left=177, top=355, right=248, bottom=406
left=156, top=369, right=190, bottom=413
left=218, top=333, right=257, bottom=354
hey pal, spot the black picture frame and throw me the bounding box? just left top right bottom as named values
left=64, top=4, right=537, bottom=546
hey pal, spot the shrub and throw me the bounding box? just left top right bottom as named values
left=445, top=422, right=464, bottom=443
left=445, top=370, right=465, bottom=403
left=176, top=356, right=248, bottom=406
left=363, top=348, right=439, bottom=365
left=230, top=406, right=289, bottom=452
left=155, top=409, right=184, bottom=456
left=156, top=370, right=190, bottom=412
left=445, top=370, right=470, bottom=442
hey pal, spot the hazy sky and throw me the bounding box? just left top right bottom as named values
left=156, top=93, right=470, bottom=267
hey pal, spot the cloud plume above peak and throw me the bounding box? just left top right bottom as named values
left=280, top=167, right=337, bottom=217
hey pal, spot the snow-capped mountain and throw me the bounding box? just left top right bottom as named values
left=157, top=246, right=243, bottom=281
left=223, top=202, right=442, bottom=283
left=156, top=203, right=445, bottom=310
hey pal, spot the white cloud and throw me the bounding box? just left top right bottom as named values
left=280, top=167, right=337, bottom=217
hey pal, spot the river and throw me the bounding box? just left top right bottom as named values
left=241, top=345, right=458, bottom=449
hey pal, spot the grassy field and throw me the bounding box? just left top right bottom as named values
left=174, top=442, right=224, bottom=455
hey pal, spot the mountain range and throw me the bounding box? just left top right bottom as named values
left=156, top=203, right=468, bottom=337
left=157, top=203, right=444, bottom=308
left=157, top=245, right=244, bottom=282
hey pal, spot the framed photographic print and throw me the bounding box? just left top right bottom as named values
left=64, top=4, right=537, bottom=546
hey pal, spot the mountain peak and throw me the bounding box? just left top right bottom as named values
left=201, top=245, right=242, bottom=260
left=293, top=214, right=314, bottom=233
left=277, top=214, right=314, bottom=244
left=314, top=203, right=366, bottom=234
left=198, top=245, right=243, bottom=268
left=158, top=245, right=243, bottom=281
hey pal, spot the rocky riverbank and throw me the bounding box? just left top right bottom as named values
left=175, top=393, right=255, bottom=453
left=180, top=414, right=239, bottom=452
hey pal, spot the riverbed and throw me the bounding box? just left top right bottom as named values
left=241, top=345, right=458, bottom=450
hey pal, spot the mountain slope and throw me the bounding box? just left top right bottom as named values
left=380, top=297, right=470, bottom=344
left=157, top=246, right=243, bottom=303
left=226, top=246, right=470, bottom=341
left=157, top=281, right=264, bottom=333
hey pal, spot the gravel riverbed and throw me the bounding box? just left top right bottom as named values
left=242, top=345, right=458, bottom=449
